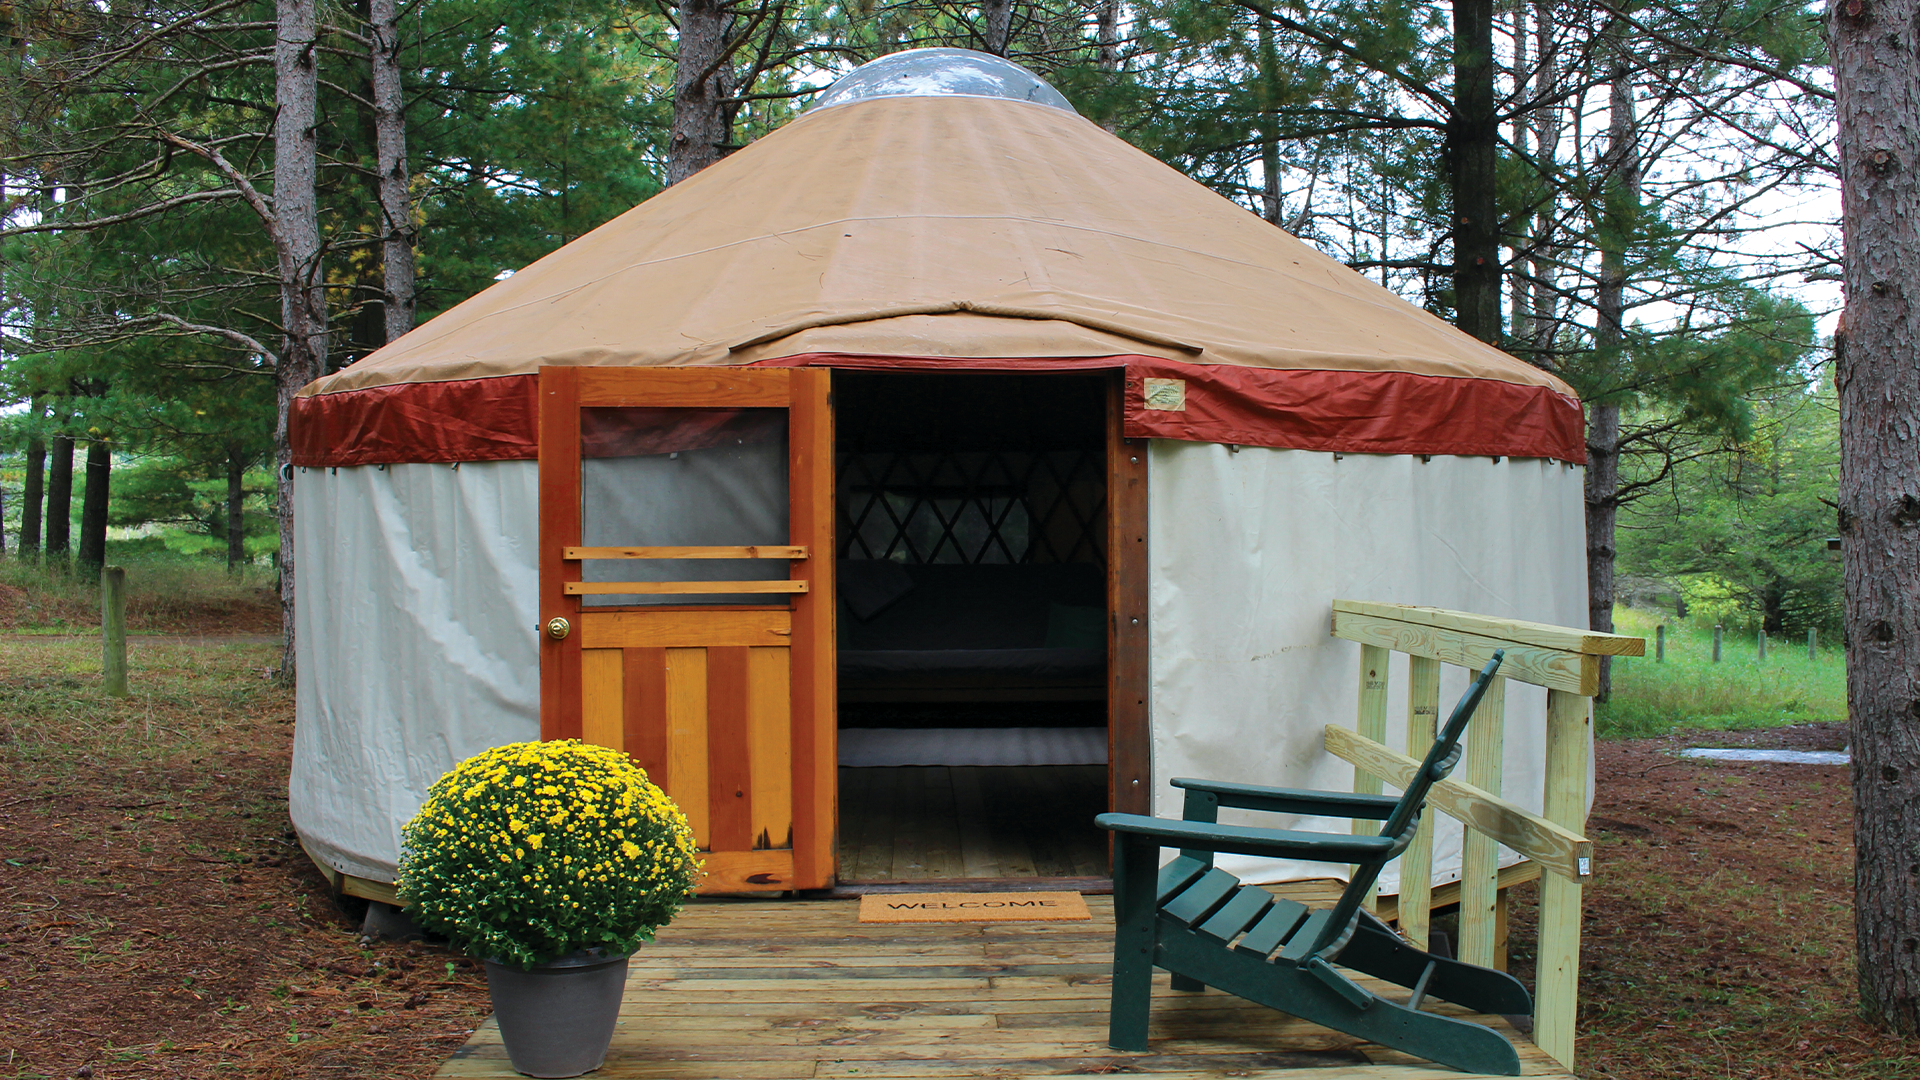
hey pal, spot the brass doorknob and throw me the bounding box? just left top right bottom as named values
left=545, top=616, right=571, bottom=641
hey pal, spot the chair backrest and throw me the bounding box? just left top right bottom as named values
left=1309, top=650, right=1505, bottom=957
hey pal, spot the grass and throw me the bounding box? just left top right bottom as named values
left=0, top=543, right=279, bottom=634
left=1596, top=606, right=1847, bottom=739
left=0, top=634, right=286, bottom=771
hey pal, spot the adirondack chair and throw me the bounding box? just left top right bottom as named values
left=1096, top=651, right=1532, bottom=1075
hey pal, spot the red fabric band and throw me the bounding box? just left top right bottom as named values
left=289, top=356, right=1585, bottom=468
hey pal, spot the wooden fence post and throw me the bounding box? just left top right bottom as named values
left=101, top=565, right=128, bottom=698
left=1808, top=629, right=1817, bottom=661
left=1712, top=624, right=1723, bottom=662
left=1758, top=629, right=1768, bottom=661
left=1655, top=624, right=1665, bottom=662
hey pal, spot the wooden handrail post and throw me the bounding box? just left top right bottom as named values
left=1397, top=656, right=1441, bottom=949
left=1536, top=687, right=1591, bottom=1069
left=101, top=565, right=128, bottom=698
left=1351, top=645, right=1392, bottom=910
left=1457, top=675, right=1506, bottom=968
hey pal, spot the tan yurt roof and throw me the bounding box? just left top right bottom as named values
left=293, top=55, right=1583, bottom=466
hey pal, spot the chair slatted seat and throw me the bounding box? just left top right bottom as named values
left=1097, top=651, right=1532, bottom=1076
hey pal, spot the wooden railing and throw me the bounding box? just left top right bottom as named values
left=1327, top=600, right=1644, bottom=1069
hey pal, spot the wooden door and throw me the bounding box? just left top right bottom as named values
left=538, top=367, right=835, bottom=893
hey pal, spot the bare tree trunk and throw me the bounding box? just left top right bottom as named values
left=1526, top=0, right=1563, bottom=361
left=1831, top=0, right=1920, bottom=1035
left=1096, top=0, right=1119, bottom=70
left=1507, top=4, right=1529, bottom=341
left=227, top=444, right=247, bottom=573
left=1257, top=17, right=1281, bottom=225
left=371, top=0, right=414, bottom=343
left=45, top=433, right=73, bottom=560
left=1586, top=25, right=1639, bottom=701
left=983, top=0, right=1015, bottom=56
left=21, top=417, right=44, bottom=559
left=1450, top=0, right=1500, bottom=343
left=668, top=0, right=735, bottom=186
left=276, top=0, right=326, bottom=680
left=75, top=438, right=109, bottom=574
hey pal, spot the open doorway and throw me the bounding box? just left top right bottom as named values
left=833, top=370, right=1111, bottom=885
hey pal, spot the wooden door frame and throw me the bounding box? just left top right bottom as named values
left=1107, top=373, right=1152, bottom=819
left=536, top=365, right=837, bottom=891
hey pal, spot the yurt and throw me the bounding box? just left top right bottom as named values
left=287, top=49, right=1588, bottom=899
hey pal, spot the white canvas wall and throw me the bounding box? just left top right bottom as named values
left=290, top=446, right=1587, bottom=890
left=290, top=461, right=541, bottom=881
left=1146, top=444, right=1590, bottom=889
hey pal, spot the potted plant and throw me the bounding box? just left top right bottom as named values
left=398, top=739, right=702, bottom=1078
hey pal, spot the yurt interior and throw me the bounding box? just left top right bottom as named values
left=831, top=369, right=1113, bottom=886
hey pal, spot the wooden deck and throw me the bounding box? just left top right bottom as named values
left=436, top=893, right=1570, bottom=1079
left=837, top=765, right=1108, bottom=882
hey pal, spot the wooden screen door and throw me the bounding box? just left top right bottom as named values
left=537, top=366, right=835, bottom=893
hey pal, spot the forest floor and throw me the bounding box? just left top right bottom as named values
left=0, top=597, right=1911, bottom=1078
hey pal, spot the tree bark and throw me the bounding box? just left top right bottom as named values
left=275, top=0, right=326, bottom=680
left=75, top=438, right=109, bottom=574
left=45, top=434, right=73, bottom=560
left=667, top=1, right=736, bottom=186
left=1830, top=0, right=1920, bottom=1035
left=1258, top=17, right=1281, bottom=225
left=227, top=444, right=247, bottom=573
left=21, top=425, right=44, bottom=558
left=983, top=0, right=1015, bottom=56
left=371, top=0, right=414, bottom=343
left=1585, top=21, right=1639, bottom=701
left=1525, top=0, right=1563, bottom=362
left=1096, top=0, right=1119, bottom=71
left=1450, top=0, right=1500, bottom=343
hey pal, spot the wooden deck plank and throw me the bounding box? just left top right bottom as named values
left=436, top=894, right=1571, bottom=1080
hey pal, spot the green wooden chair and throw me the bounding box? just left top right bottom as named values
left=1096, top=651, right=1531, bottom=1075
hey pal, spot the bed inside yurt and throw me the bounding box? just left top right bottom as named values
left=287, top=49, right=1589, bottom=899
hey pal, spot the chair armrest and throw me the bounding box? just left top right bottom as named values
left=1096, top=812, right=1399, bottom=863
left=1170, top=778, right=1402, bottom=821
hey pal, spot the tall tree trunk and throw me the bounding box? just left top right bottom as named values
left=21, top=425, right=44, bottom=558
left=1450, top=0, right=1500, bottom=343
left=371, top=0, right=414, bottom=343
left=275, top=0, right=326, bottom=681
left=1096, top=0, right=1119, bottom=70
left=1526, top=0, right=1563, bottom=362
left=75, top=438, right=109, bottom=574
left=668, top=1, right=735, bottom=186
left=1586, top=25, right=1639, bottom=701
left=227, top=444, right=247, bottom=573
left=45, top=433, right=73, bottom=560
left=983, top=0, right=1015, bottom=56
left=1507, top=4, right=1529, bottom=342
left=1830, top=0, right=1920, bottom=1035
left=1257, top=17, right=1281, bottom=225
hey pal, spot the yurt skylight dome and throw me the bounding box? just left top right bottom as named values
left=810, top=48, right=1077, bottom=114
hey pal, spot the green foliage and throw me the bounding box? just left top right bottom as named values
left=1596, top=608, right=1846, bottom=738
left=398, top=740, right=702, bottom=968
left=1618, top=351, right=1841, bottom=636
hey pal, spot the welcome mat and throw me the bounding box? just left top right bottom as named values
left=858, top=891, right=1092, bottom=924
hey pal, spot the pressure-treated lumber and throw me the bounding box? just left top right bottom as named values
left=1534, top=688, right=1590, bottom=1069
left=1333, top=610, right=1596, bottom=695
left=1395, top=655, right=1440, bottom=950
left=1323, top=727, right=1591, bottom=884
left=1458, top=676, right=1505, bottom=968
left=1332, top=600, right=1645, bottom=656
left=434, top=896, right=1573, bottom=1079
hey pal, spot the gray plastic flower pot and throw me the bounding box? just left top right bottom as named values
left=483, top=949, right=631, bottom=1077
